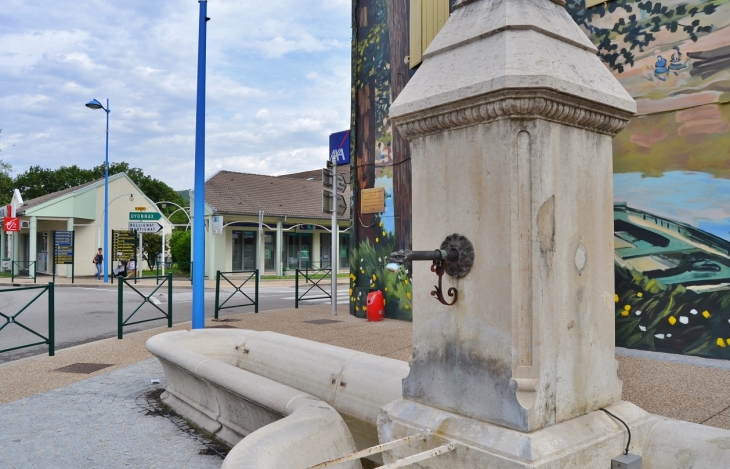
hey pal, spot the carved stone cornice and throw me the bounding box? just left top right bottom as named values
left=391, top=89, right=634, bottom=139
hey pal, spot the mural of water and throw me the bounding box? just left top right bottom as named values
left=615, top=171, right=730, bottom=241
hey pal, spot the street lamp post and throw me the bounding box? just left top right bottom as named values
left=86, top=98, right=111, bottom=282
left=192, top=0, right=208, bottom=329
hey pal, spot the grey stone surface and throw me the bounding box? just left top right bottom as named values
left=0, top=359, right=222, bottom=469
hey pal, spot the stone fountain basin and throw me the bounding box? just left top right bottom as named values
left=146, top=329, right=410, bottom=468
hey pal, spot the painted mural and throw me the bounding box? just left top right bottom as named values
left=351, top=0, right=414, bottom=320
left=568, top=0, right=730, bottom=359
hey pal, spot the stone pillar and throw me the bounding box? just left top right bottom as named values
left=67, top=218, right=74, bottom=278
left=312, top=232, right=321, bottom=270
left=29, top=216, right=37, bottom=277
left=378, top=0, right=642, bottom=466
left=276, top=221, right=283, bottom=276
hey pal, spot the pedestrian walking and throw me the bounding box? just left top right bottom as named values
left=93, top=248, right=103, bottom=280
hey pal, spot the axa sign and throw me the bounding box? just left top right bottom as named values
left=329, top=130, right=350, bottom=165
left=3, top=217, right=20, bottom=232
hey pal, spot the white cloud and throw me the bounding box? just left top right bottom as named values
left=0, top=0, right=350, bottom=190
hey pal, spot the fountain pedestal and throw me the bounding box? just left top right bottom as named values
left=377, top=0, right=647, bottom=466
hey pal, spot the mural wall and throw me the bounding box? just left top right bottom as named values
left=568, top=0, right=730, bottom=359
left=351, top=0, right=730, bottom=360
left=350, top=0, right=415, bottom=320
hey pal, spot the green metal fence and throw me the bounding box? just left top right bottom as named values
left=118, top=274, right=172, bottom=339
left=11, top=261, right=37, bottom=283
left=214, top=270, right=259, bottom=318
left=0, top=283, right=55, bottom=356
left=295, top=268, right=332, bottom=308
left=156, top=261, right=193, bottom=285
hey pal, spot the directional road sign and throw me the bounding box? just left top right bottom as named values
left=128, top=222, right=163, bottom=233
left=130, top=212, right=161, bottom=221
left=336, top=194, right=347, bottom=216
left=336, top=174, right=347, bottom=193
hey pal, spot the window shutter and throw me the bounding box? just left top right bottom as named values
left=409, top=0, right=450, bottom=69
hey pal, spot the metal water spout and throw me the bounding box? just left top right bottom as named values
left=386, top=233, right=474, bottom=306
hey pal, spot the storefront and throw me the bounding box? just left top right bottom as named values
left=0, top=173, right=171, bottom=279
left=200, top=169, right=350, bottom=277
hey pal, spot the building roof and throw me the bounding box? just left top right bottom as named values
left=19, top=178, right=101, bottom=214
left=205, top=170, right=350, bottom=219
left=280, top=165, right=349, bottom=182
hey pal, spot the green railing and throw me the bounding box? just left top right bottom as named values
left=295, top=268, right=332, bottom=308
left=157, top=261, right=193, bottom=285
left=118, top=274, right=172, bottom=339
left=0, top=283, right=55, bottom=356
left=214, top=270, right=259, bottom=318
left=11, top=261, right=37, bottom=283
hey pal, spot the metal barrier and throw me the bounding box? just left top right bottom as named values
left=214, top=270, right=259, bottom=318
left=295, top=268, right=332, bottom=308
left=11, top=261, right=37, bottom=283
left=157, top=261, right=193, bottom=285
left=118, top=274, right=172, bottom=339
left=0, top=283, right=55, bottom=356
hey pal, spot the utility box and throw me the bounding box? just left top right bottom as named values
left=612, top=453, right=642, bottom=469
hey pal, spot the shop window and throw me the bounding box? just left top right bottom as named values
left=409, top=0, right=451, bottom=69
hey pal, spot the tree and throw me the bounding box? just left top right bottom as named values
left=13, top=165, right=93, bottom=200
left=0, top=130, right=13, bottom=205
left=142, top=233, right=163, bottom=270
left=169, top=230, right=191, bottom=265
left=566, top=0, right=718, bottom=73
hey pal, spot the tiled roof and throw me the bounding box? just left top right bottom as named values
left=19, top=178, right=101, bottom=214
left=205, top=170, right=350, bottom=219
left=280, top=165, right=350, bottom=182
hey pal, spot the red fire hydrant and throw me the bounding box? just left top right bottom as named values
left=366, top=290, right=385, bottom=322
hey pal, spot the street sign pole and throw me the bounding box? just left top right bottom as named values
left=138, top=231, right=142, bottom=282
left=332, top=197, right=337, bottom=317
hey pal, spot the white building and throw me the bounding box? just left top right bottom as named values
left=0, top=173, right=172, bottom=279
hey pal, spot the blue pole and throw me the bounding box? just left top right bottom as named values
left=103, top=100, right=110, bottom=283
left=192, top=0, right=207, bottom=329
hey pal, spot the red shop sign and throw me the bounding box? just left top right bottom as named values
left=3, top=217, right=20, bottom=232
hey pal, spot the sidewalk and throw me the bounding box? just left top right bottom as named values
left=1, top=305, right=730, bottom=467
left=0, top=274, right=350, bottom=289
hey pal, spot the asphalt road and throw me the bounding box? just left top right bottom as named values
left=0, top=284, right=349, bottom=364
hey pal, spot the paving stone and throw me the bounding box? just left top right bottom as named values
left=0, top=359, right=222, bottom=469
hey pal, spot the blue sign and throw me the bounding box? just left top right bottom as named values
left=329, top=130, right=350, bottom=165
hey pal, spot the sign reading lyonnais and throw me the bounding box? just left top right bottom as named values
left=361, top=187, right=385, bottom=214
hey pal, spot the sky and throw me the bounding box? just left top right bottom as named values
left=0, top=0, right=352, bottom=191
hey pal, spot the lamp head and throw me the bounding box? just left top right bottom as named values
left=129, top=194, right=134, bottom=201
left=85, top=99, right=104, bottom=110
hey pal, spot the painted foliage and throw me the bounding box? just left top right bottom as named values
left=568, top=0, right=730, bottom=359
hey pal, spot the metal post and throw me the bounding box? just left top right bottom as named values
left=103, top=99, right=110, bottom=283
left=192, top=0, right=208, bottom=329
left=118, top=276, right=124, bottom=339
left=295, top=270, right=299, bottom=309
left=255, top=268, right=259, bottom=313
left=161, top=224, right=166, bottom=277
left=48, top=282, right=55, bottom=356
left=137, top=231, right=142, bottom=284
left=331, top=206, right=337, bottom=316
left=168, top=273, right=173, bottom=328
left=214, top=270, right=220, bottom=319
